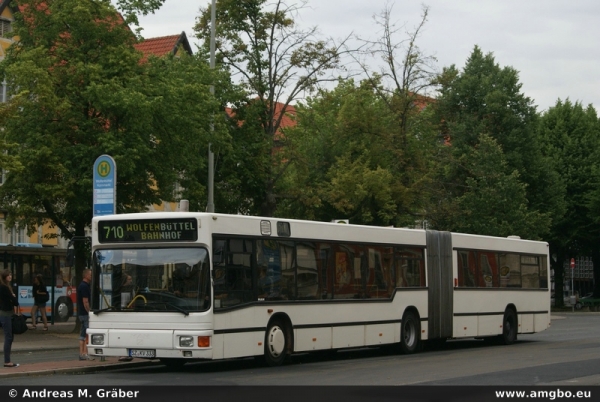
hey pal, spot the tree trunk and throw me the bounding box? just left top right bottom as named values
left=552, top=246, right=566, bottom=308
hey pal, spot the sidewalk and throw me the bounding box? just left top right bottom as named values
left=1, top=320, right=153, bottom=378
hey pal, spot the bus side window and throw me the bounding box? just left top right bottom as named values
left=457, top=250, right=476, bottom=287
left=333, top=246, right=353, bottom=299
left=478, top=252, right=499, bottom=287
left=317, top=244, right=332, bottom=300
left=521, top=255, right=540, bottom=289
left=367, top=247, right=392, bottom=299
left=213, top=237, right=253, bottom=308
left=295, top=243, right=318, bottom=300
left=499, top=253, right=521, bottom=288
left=539, top=257, right=548, bottom=289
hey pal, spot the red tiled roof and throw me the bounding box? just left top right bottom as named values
left=134, top=35, right=180, bottom=57
left=225, top=101, right=296, bottom=137
left=273, top=102, right=297, bottom=138
left=134, top=32, right=192, bottom=61
left=412, top=93, right=435, bottom=111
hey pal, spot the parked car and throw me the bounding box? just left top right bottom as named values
left=551, top=291, right=586, bottom=307
left=575, top=293, right=594, bottom=310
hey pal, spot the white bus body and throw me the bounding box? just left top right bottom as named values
left=87, top=213, right=550, bottom=366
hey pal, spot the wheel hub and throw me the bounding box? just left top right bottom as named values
left=268, top=326, right=285, bottom=356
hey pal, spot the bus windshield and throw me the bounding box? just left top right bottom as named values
left=93, top=248, right=210, bottom=314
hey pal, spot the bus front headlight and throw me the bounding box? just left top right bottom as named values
left=91, top=334, right=105, bottom=345
left=179, top=336, right=194, bottom=347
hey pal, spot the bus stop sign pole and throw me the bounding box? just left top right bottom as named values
left=93, top=154, right=116, bottom=217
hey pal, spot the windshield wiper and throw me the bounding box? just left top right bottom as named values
left=145, top=301, right=189, bottom=316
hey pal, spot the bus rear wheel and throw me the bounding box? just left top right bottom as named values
left=400, top=310, right=421, bottom=354
left=501, top=308, right=518, bottom=345
left=264, top=320, right=289, bottom=367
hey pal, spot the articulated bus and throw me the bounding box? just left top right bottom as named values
left=87, top=213, right=550, bottom=367
left=0, top=244, right=77, bottom=322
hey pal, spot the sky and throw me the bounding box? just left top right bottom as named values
left=134, top=0, right=600, bottom=113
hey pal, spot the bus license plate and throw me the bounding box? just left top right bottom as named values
left=130, top=349, right=155, bottom=358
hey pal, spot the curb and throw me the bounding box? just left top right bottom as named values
left=12, top=345, right=77, bottom=353
left=0, top=360, right=156, bottom=379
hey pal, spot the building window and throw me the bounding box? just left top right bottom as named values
left=0, top=19, right=11, bottom=38
left=18, top=226, right=26, bottom=243
left=9, top=225, right=27, bottom=244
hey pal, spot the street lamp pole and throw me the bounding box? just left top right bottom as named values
left=207, top=0, right=216, bottom=212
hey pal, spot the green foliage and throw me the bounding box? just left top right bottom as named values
left=277, top=78, right=439, bottom=226
left=539, top=99, right=599, bottom=249
left=195, top=0, right=347, bottom=216
left=0, top=138, right=23, bottom=173
left=0, top=0, right=225, bottom=239
left=448, top=135, right=548, bottom=237
left=113, top=0, right=167, bottom=31
left=538, top=99, right=600, bottom=301
left=430, top=46, right=563, bottom=239
left=211, top=99, right=274, bottom=215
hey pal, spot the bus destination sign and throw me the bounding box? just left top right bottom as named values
left=98, top=218, right=198, bottom=243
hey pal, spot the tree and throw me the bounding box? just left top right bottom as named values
left=279, top=79, right=397, bottom=224
left=270, top=4, right=441, bottom=225
left=446, top=134, right=547, bottom=237
left=113, top=0, right=167, bottom=29
left=0, top=0, right=226, bottom=271
left=430, top=46, right=565, bottom=239
left=539, top=100, right=600, bottom=303
left=277, top=78, right=438, bottom=226
left=0, top=138, right=22, bottom=174
left=325, top=4, right=439, bottom=226
left=355, top=4, right=438, bottom=150
left=195, top=0, right=354, bottom=216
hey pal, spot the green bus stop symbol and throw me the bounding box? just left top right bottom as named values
left=97, top=161, right=111, bottom=177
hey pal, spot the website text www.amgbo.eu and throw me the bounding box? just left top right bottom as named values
left=496, top=389, right=591, bottom=400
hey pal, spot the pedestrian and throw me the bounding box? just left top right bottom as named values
left=30, top=274, right=49, bottom=331
left=77, top=268, right=94, bottom=361
left=0, top=269, right=19, bottom=367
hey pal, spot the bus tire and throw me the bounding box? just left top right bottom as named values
left=264, top=320, right=289, bottom=367
left=54, top=297, right=73, bottom=322
left=501, top=308, right=518, bottom=345
left=400, top=310, right=421, bottom=354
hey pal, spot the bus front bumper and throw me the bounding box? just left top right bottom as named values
left=87, top=329, right=214, bottom=360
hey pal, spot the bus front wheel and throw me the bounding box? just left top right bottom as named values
left=400, top=310, right=421, bottom=354
left=264, top=320, right=289, bottom=367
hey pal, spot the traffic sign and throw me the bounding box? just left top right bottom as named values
left=93, top=154, right=116, bottom=216
left=570, top=258, right=575, bottom=269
